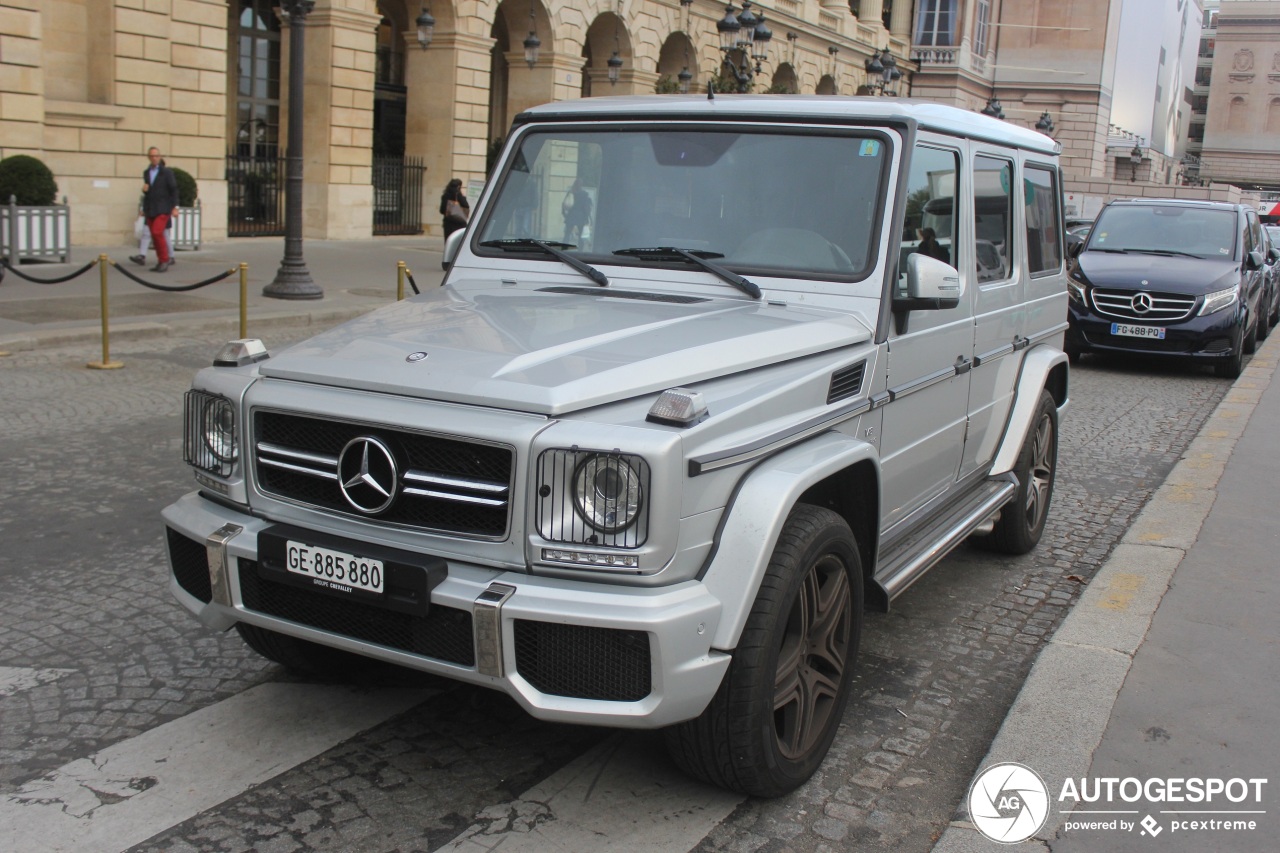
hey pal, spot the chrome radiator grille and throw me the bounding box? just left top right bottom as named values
left=1091, top=288, right=1197, bottom=322
left=253, top=411, right=514, bottom=538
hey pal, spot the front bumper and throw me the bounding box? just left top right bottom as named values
left=162, top=491, right=729, bottom=728
left=1066, top=301, right=1244, bottom=361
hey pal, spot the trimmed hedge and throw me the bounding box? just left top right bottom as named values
left=0, top=154, right=58, bottom=206
left=172, top=167, right=198, bottom=207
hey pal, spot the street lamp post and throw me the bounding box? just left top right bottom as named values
left=716, top=2, right=772, bottom=93
left=264, top=0, right=320, bottom=300
left=1129, top=141, right=1143, bottom=183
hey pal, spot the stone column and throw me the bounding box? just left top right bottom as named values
left=859, top=0, right=885, bottom=32
left=294, top=3, right=381, bottom=240
left=890, top=0, right=913, bottom=41
left=404, top=30, right=494, bottom=219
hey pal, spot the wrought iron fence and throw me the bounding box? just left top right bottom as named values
left=226, top=152, right=285, bottom=237
left=373, top=155, right=426, bottom=236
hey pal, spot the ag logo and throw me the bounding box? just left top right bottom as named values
left=968, top=762, right=1050, bottom=844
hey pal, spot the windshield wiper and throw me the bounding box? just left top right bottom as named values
left=613, top=246, right=761, bottom=299
left=479, top=238, right=608, bottom=287
left=1089, top=247, right=1130, bottom=254
left=1127, top=248, right=1204, bottom=258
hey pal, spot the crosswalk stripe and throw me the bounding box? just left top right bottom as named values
left=0, top=682, right=431, bottom=853
left=0, top=666, right=75, bottom=698
left=441, top=733, right=745, bottom=852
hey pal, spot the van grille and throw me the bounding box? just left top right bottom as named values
left=253, top=411, right=514, bottom=538
left=1091, top=288, right=1197, bottom=322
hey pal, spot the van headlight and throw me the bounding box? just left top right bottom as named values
left=536, top=449, right=650, bottom=548
left=184, top=390, right=238, bottom=476
left=1199, top=285, right=1238, bottom=316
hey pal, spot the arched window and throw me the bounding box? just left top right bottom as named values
left=1267, top=98, right=1280, bottom=134
left=1228, top=96, right=1248, bottom=132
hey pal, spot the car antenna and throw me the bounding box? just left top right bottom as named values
left=707, top=79, right=715, bottom=101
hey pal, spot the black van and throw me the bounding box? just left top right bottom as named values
left=1065, top=198, right=1274, bottom=378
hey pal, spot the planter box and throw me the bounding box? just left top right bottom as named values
left=1, top=197, right=70, bottom=264
left=172, top=201, right=201, bottom=251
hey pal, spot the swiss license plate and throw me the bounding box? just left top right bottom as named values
left=1111, top=323, right=1166, bottom=340
left=285, top=540, right=384, bottom=594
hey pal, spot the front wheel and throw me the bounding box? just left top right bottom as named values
left=665, top=504, right=863, bottom=797
left=976, top=389, right=1058, bottom=555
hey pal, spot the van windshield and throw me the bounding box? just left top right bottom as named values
left=1089, top=206, right=1237, bottom=259
left=476, top=127, right=890, bottom=279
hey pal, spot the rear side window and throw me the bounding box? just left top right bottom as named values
left=1024, top=165, right=1061, bottom=275
left=973, top=155, right=1013, bottom=283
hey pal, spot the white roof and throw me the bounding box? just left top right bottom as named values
left=518, top=95, right=1060, bottom=156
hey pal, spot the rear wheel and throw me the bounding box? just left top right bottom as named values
left=665, top=504, right=863, bottom=797
left=977, top=390, right=1058, bottom=555
left=1244, top=312, right=1258, bottom=354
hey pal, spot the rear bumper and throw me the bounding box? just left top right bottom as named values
left=162, top=492, right=729, bottom=728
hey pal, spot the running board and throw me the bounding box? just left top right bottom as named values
left=875, top=474, right=1018, bottom=602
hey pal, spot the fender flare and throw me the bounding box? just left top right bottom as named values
left=699, top=431, right=879, bottom=651
left=990, top=345, right=1069, bottom=475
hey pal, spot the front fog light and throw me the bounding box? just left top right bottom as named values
left=573, top=455, right=642, bottom=533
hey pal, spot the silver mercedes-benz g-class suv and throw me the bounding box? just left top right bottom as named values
left=164, top=96, right=1068, bottom=797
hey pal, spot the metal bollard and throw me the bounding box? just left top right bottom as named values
left=239, top=262, right=248, bottom=338
left=397, top=260, right=406, bottom=301
left=86, top=254, right=123, bottom=370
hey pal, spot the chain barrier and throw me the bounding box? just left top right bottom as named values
left=3, top=253, right=416, bottom=364
left=108, top=258, right=239, bottom=292
left=1, top=257, right=99, bottom=284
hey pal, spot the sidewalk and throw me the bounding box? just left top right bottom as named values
left=936, top=332, right=1280, bottom=851
left=0, top=235, right=445, bottom=352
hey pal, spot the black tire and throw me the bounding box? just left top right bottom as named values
left=978, top=390, right=1058, bottom=555
left=1257, top=306, right=1270, bottom=341
left=1269, top=292, right=1279, bottom=326
left=236, top=622, right=367, bottom=678
left=1065, top=345, right=1081, bottom=365
left=665, top=504, right=863, bottom=797
left=1215, top=335, right=1244, bottom=379
left=1243, top=313, right=1258, bottom=354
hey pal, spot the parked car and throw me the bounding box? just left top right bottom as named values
left=1065, top=198, right=1270, bottom=378
left=163, top=97, right=1069, bottom=797
left=1264, top=224, right=1280, bottom=329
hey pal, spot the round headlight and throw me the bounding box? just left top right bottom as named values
left=201, top=397, right=237, bottom=463
left=572, top=455, right=642, bottom=533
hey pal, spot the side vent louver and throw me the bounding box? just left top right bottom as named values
left=827, top=361, right=866, bottom=404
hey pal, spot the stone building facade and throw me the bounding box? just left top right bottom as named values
left=1198, top=0, right=1280, bottom=189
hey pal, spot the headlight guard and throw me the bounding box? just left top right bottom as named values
left=536, top=449, right=650, bottom=548
left=184, top=390, right=238, bottom=477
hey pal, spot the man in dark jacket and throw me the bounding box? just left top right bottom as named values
left=142, top=147, right=180, bottom=272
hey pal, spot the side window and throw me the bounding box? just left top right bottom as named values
left=901, top=144, right=959, bottom=282
left=1024, top=164, right=1062, bottom=275
left=973, top=155, right=1013, bottom=283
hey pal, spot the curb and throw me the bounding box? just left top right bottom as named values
left=932, top=332, right=1280, bottom=852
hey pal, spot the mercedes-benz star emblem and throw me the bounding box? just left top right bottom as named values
left=1131, top=292, right=1153, bottom=314
left=337, top=436, right=398, bottom=514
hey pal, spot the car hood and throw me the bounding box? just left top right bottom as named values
left=258, top=282, right=874, bottom=416
left=1078, top=252, right=1242, bottom=294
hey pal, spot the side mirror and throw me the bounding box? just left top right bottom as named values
left=442, top=228, right=466, bottom=271
left=897, top=252, right=962, bottom=310
left=1066, top=239, right=1084, bottom=259
left=1269, top=247, right=1280, bottom=264
left=1246, top=250, right=1264, bottom=272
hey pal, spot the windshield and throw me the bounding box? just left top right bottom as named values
left=1089, top=205, right=1237, bottom=259
left=476, top=126, right=890, bottom=279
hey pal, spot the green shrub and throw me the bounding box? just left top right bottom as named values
left=172, top=167, right=198, bottom=207
left=0, top=154, right=58, bottom=205
left=654, top=75, right=681, bottom=94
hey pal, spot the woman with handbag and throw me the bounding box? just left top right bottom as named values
left=440, top=178, right=470, bottom=238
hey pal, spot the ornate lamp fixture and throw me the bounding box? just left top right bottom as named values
left=415, top=6, right=435, bottom=50
left=981, top=97, right=1005, bottom=119
left=1129, top=139, right=1144, bottom=182
left=1035, top=111, right=1055, bottom=134
left=678, top=47, right=693, bottom=94
left=716, top=2, right=772, bottom=92
left=523, top=2, right=541, bottom=68
left=863, top=47, right=900, bottom=96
